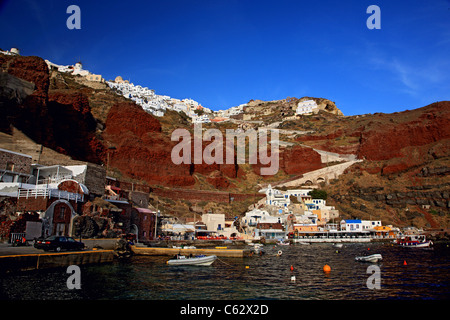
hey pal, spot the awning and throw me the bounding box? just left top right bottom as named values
left=134, top=208, right=156, bottom=214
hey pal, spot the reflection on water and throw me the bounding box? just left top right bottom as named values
left=1, top=243, right=449, bottom=300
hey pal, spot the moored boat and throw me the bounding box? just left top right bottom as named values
left=394, top=234, right=433, bottom=248
left=167, top=254, right=217, bottom=266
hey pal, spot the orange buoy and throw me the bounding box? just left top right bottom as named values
left=403, top=260, right=407, bottom=266
left=290, top=265, right=294, bottom=271
left=323, top=264, right=331, bottom=273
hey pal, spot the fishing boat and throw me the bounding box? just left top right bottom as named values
left=394, top=234, right=433, bottom=248
left=355, top=254, right=382, bottom=263
left=167, top=254, right=217, bottom=266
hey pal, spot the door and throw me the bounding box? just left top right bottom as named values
left=56, top=223, right=66, bottom=236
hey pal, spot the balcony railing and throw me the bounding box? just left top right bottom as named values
left=17, top=188, right=84, bottom=202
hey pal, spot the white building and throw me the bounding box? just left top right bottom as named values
left=0, top=48, right=20, bottom=56
left=201, top=213, right=239, bottom=238
left=72, top=62, right=89, bottom=76
left=361, top=220, right=382, bottom=230
left=265, top=184, right=312, bottom=209
left=296, top=99, right=318, bottom=115
left=340, top=219, right=362, bottom=232
left=242, top=209, right=281, bottom=227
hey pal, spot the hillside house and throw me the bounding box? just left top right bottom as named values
left=296, top=100, right=318, bottom=115
left=86, top=73, right=104, bottom=83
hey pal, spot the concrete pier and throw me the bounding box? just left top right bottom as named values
left=131, top=245, right=250, bottom=258
left=0, top=250, right=114, bottom=273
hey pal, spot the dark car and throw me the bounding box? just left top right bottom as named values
left=34, top=236, right=85, bottom=252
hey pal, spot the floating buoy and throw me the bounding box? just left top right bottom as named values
left=335, top=250, right=339, bottom=253
left=403, top=260, right=407, bottom=266
left=277, top=250, right=283, bottom=256
left=290, top=275, right=296, bottom=282
left=290, top=265, right=294, bottom=272
left=245, top=266, right=250, bottom=269
left=367, top=247, right=371, bottom=251
left=323, top=264, right=331, bottom=273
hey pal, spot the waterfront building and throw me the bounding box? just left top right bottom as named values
left=340, top=219, right=362, bottom=232
left=293, top=223, right=318, bottom=233
left=361, top=220, right=382, bottom=230
left=201, top=213, right=239, bottom=238
left=130, top=207, right=156, bottom=241
left=255, top=222, right=286, bottom=240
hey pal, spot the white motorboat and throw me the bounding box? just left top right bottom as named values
left=277, top=240, right=290, bottom=246
left=355, top=254, right=382, bottom=263
left=167, top=254, right=217, bottom=266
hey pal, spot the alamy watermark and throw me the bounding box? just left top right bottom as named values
left=66, top=265, right=81, bottom=289
left=66, top=5, right=81, bottom=30
left=171, top=123, right=279, bottom=175
left=366, top=5, right=381, bottom=30
left=366, top=265, right=381, bottom=290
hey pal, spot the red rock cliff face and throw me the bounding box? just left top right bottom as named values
left=103, top=104, right=250, bottom=188
left=251, top=145, right=323, bottom=176
left=281, top=145, right=323, bottom=175
left=0, top=54, right=105, bottom=163
left=358, top=102, right=450, bottom=161
left=103, top=102, right=195, bottom=187
left=46, top=91, right=105, bottom=163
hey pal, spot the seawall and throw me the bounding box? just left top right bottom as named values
left=0, top=250, right=114, bottom=273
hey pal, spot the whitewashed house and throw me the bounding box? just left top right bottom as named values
left=296, top=99, right=318, bottom=115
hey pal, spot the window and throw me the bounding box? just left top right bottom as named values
left=59, top=207, right=66, bottom=219
left=6, top=162, right=14, bottom=171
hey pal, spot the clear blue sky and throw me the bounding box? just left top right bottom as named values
left=1, top=0, right=449, bottom=115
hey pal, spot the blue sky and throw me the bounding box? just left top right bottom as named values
left=1, top=0, right=449, bottom=115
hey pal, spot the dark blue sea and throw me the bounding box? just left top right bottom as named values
left=1, top=242, right=449, bottom=301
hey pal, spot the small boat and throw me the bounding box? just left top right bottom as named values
left=355, top=254, right=382, bottom=263
left=333, top=243, right=343, bottom=248
left=249, top=243, right=265, bottom=254
left=297, top=241, right=311, bottom=245
left=167, top=254, right=217, bottom=266
left=394, top=235, right=433, bottom=248
left=277, top=240, right=290, bottom=246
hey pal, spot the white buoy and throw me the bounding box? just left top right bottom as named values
left=290, top=275, right=296, bottom=282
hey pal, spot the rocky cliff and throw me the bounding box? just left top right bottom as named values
left=0, top=52, right=448, bottom=228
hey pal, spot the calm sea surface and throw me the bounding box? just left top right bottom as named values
left=1, top=242, right=449, bottom=300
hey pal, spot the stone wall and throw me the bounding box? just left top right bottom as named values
left=0, top=148, right=32, bottom=175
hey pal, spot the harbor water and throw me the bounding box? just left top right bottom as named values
left=1, top=242, right=449, bottom=300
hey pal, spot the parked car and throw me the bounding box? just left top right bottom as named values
left=34, top=236, right=85, bottom=252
